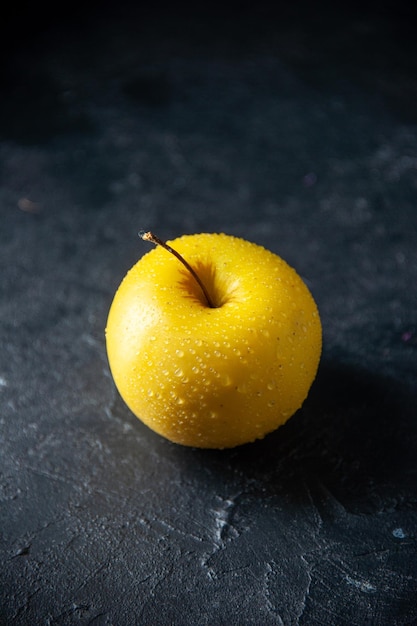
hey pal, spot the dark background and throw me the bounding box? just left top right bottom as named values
left=1, top=1, right=417, bottom=624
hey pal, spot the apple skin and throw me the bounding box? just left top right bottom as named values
left=105, top=233, right=322, bottom=449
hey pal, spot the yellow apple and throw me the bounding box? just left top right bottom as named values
left=105, top=232, right=322, bottom=448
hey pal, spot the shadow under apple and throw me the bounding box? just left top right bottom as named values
left=169, top=359, right=417, bottom=516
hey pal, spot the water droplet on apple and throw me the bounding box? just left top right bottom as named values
left=221, top=374, right=233, bottom=387
left=192, top=366, right=200, bottom=374
left=174, top=368, right=184, bottom=377
left=176, top=349, right=185, bottom=358
left=267, top=382, right=275, bottom=391
left=147, top=389, right=154, bottom=397
left=209, top=410, right=218, bottom=419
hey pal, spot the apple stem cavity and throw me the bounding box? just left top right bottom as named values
left=139, top=230, right=216, bottom=308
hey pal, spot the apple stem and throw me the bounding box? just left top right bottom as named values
left=139, top=231, right=216, bottom=308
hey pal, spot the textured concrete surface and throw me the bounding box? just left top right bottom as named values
left=1, top=2, right=417, bottom=624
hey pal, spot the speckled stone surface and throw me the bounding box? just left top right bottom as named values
left=1, top=3, right=417, bottom=624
